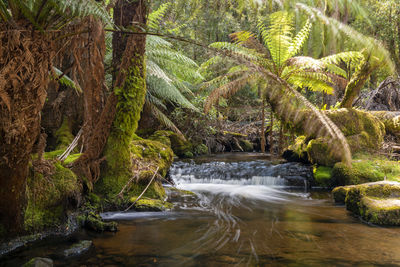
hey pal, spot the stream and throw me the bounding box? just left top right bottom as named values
left=2, top=153, right=400, bottom=266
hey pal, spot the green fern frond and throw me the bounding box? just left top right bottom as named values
left=148, top=3, right=172, bottom=30
left=297, top=3, right=395, bottom=74
left=146, top=101, right=186, bottom=140
left=265, top=11, right=294, bottom=66
left=287, top=19, right=312, bottom=58
left=52, top=67, right=82, bottom=93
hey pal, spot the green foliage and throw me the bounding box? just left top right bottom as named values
left=1, top=0, right=110, bottom=30
left=24, top=162, right=81, bottom=232
left=55, top=117, right=74, bottom=150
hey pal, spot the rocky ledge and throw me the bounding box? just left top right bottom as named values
left=333, top=181, right=400, bottom=225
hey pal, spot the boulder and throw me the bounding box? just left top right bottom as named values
left=23, top=257, right=53, bottom=267
left=63, top=240, right=92, bottom=257
left=332, top=181, right=400, bottom=225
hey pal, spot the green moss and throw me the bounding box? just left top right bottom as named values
left=96, top=138, right=173, bottom=206
left=341, top=182, right=400, bottom=225
left=85, top=212, right=117, bottom=232
left=63, top=153, right=82, bottom=165
left=239, top=140, right=254, bottom=152
left=332, top=186, right=353, bottom=204
left=149, top=130, right=173, bottom=147
left=43, top=149, right=64, bottom=159
left=307, top=139, right=341, bottom=167
left=24, top=162, right=81, bottom=232
left=100, top=54, right=148, bottom=206
left=55, top=117, right=74, bottom=150
left=194, top=143, right=209, bottom=155
left=285, top=136, right=309, bottom=162
left=332, top=157, right=400, bottom=186
left=168, top=187, right=196, bottom=196
left=130, top=197, right=173, bottom=211
left=313, top=166, right=333, bottom=187
left=326, top=108, right=385, bottom=152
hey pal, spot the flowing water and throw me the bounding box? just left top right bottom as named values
left=2, top=153, right=400, bottom=266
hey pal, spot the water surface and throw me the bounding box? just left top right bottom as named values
left=2, top=153, right=400, bottom=266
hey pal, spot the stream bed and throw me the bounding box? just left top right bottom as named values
left=2, top=153, right=400, bottom=266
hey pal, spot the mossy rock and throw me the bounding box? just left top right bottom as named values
left=307, top=139, right=341, bottom=167
left=239, top=140, right=254, bottom=152
left=325, top=108, right=385, bottom=152
left=313, top=166, right=333, bottom=188
left=282, top=136, right=309, bottom=163
left=84, top=212, right=117, bottom=232
left=332, top=186, right=354, bottom=204
left=332, top=156, right=400, bottom=186
left=96, top=137, right=174, bottom=205
left=22, top=257, right=53, bottom=267
left=194, top=143, right=209, bottom=155
left=131, top=197, right=173, bottom=211
left=24, top=162, right=81, bottom=232
left=149, top=130, right=193, bottom=158
left=336, top=181, right=400, bottom=225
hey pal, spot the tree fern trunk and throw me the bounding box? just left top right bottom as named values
left=340, top=60, right=375, bottom=108
left=260, top=98, right=266, bottom=153
left=0, top=29, right=52, bottom=235
left=100, top=0, right=149, bottom=195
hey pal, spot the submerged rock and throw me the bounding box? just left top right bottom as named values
left=22, top=257, right=53, bottom=267
left=84, top=212, right=118, bottom=232
left=333, top=181, right=400, bottom=225
left=64, top=240, right=92, bottom=257
left=131, top=197, right=173, bottom=211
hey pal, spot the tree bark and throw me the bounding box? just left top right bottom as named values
left=0, top=29, right=53, bottom=234
left=72, top=0, right=148, bottom=184
left=340, top=59, right=375, bottom=109
left=260, top=98, right=266, bottom=153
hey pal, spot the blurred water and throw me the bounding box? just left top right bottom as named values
left=2, top=153, right=400, bottom=266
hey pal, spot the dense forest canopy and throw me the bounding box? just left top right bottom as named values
left=0, top=0, right=400, bottom=244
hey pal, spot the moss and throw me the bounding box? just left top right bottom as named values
left=24, top=162, right=81, bottom=232
left=168, top=187, right=196, bottom=196
left=239, top=140, right=254, bottom=152
left=130, top=197, right=173, bottom=211
left=326, top=108, right=385, bottom=152
left=55, top=117, right=74, bottom=150
left=307, top=139, right=341, bottom=167
left=332, top=186, right=353, bottom=204
left=149, top=130, right=173, bottom=147
left=332, top=157, right=400, bottom=186
left=63, top=153, right=82, bottom=165
left=194, top=143, right=209, bottom=155
left=43, top=149, right=64, bottom=159
left=313, top=166, right=333, bottom=187
left=341, top=182, right=400, bottom=225
left=100, top=53, right=147, bottom=206
left=96, top=138, right=173, bottom=206
left=85, top=212, right=118, bottom=232
left=283, top=136, right=309, bottom=162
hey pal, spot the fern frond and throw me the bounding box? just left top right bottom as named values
left=297, top=3, right=395, bottom=74
left=52, top=67, right=82, bottom=93
left=147, top=76, right=197, bottom=111
left=146, top=101, right=186, bottom=140
left=265, top=11, right=294, bottom=67
left=147, top=59, right=172, bottom=84
left=204, top=74, right=254, bottom=113
left=287, top=19, right=312, bottom=58
left=148, top=3, right=171, bottom=30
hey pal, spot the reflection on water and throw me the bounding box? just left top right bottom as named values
left=2, top=153, right=400, bottom=266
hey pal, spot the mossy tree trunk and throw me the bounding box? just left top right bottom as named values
left=0, top=28, right=53, bottom=235
left=72, top=1, right=148, bottom=184
left=100, top=0, right=149, bottom=193
left=340, top=59, right=376, bottom=109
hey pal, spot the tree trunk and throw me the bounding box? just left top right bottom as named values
left=0, top=29, right=53, bottom=234
left=269, top=110, right=274, bottom=155
left=260, top=98, right=266, bottom=153
left=73, top=0, right=148, bottom=185
left=340, top=59, right=375, bottom=108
